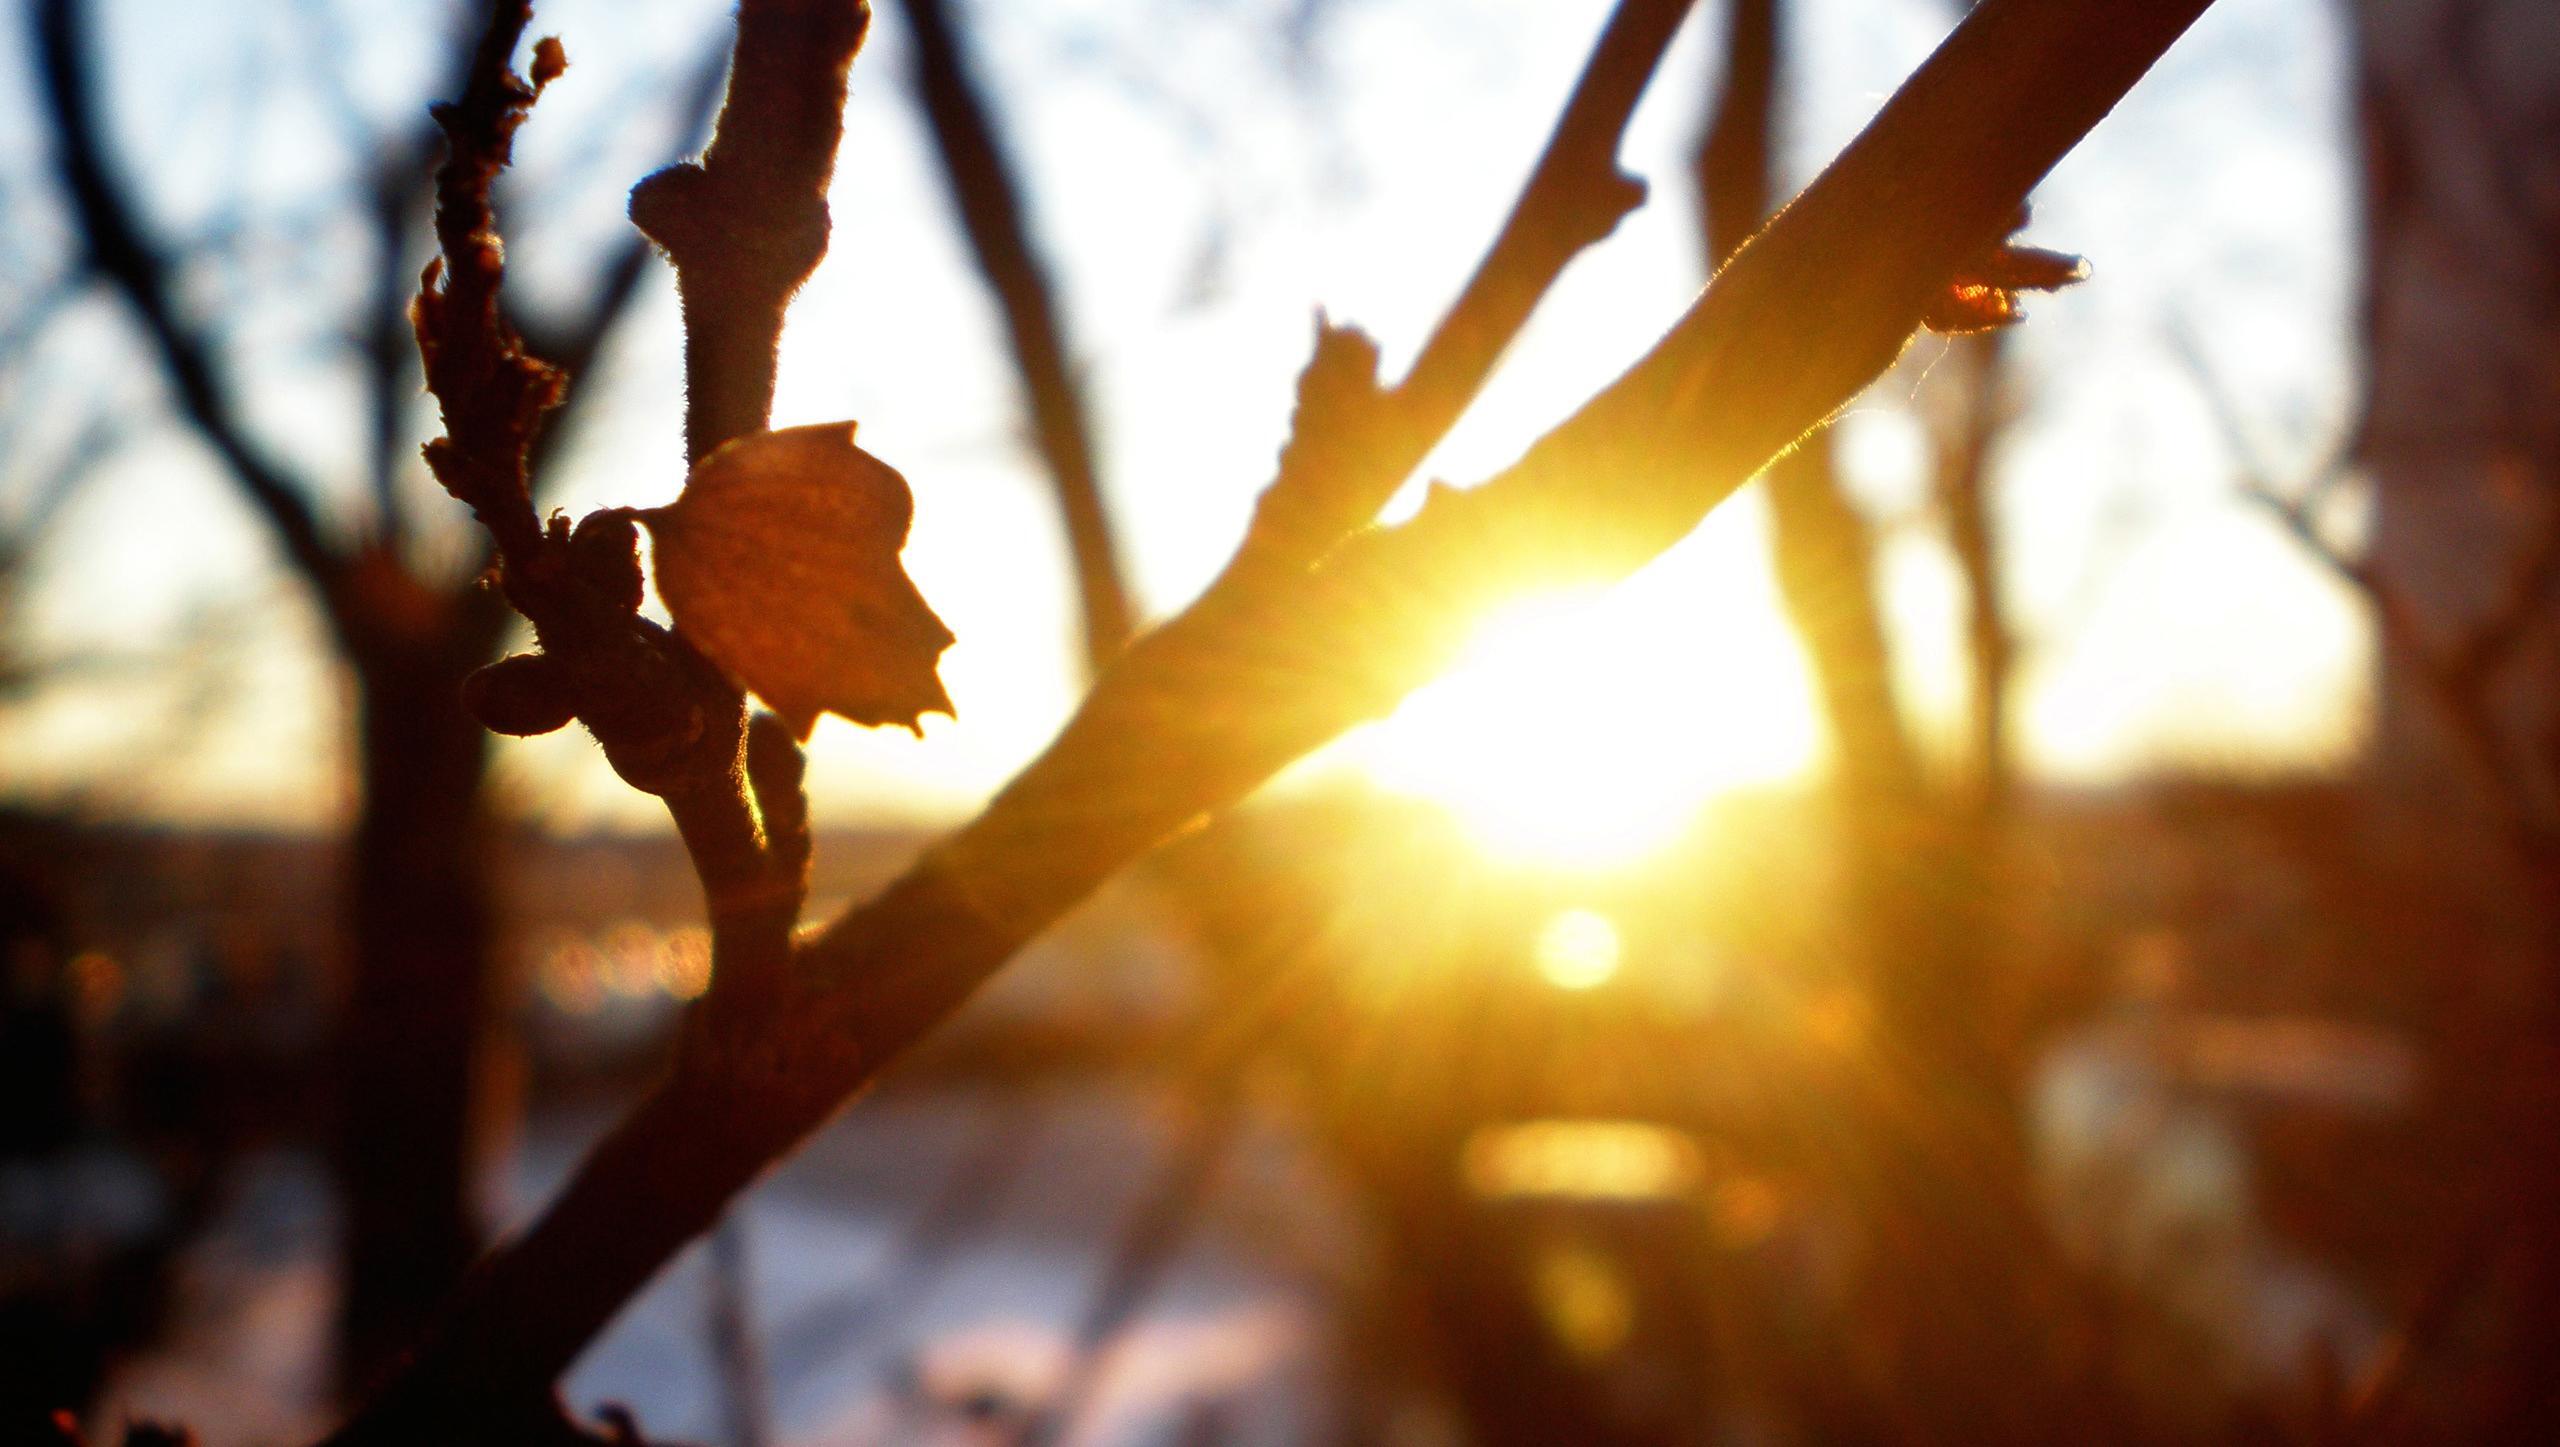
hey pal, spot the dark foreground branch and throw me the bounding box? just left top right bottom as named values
left=337, top=0, right=2215, bottom=1438
left=631, top=0, right=867, bottom=464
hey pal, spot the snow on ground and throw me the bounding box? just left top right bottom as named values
left=92, top=1085, right=1349, bottom=1446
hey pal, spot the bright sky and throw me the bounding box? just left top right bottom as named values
left=0, top=0, right=2366, bottom=843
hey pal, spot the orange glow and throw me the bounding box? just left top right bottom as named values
left=66, top=951, right=126, bottom=1027
left=1535, top=908, right=1622, bottom=990
left=1531, top=1238, right=1635, bottom=1361
left=1463, top=1119, right=1703, bottom=1203
left=1348, top=575, right=1816, bottom=867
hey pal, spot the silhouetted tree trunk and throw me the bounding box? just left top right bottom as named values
left=333, top=587, right=510, bottom=1385
left=26, top=0, right=726, bottom=1392
left=1941, top=333, right=2018, bottom=820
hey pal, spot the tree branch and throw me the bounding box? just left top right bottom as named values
left=331, top=1, right=2218, bottom=1438
left=411, top=0, right=807, bottom=1057
left=895, top=0, right=1136, bottom=676
left=522, top=32, right=737, bottom=495
left=30, top=0, right=343, bottom=593
left=1697, top=0, right=1776, bottom=270
left=1235, top=0, right=1691, bottom=580
left=629, top=0, right=868, bottom=465
left=614, top=0, right=875, bottom=1032
left=2174, top=326, right=2560, bottom=861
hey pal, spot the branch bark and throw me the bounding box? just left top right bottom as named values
left=339, top=0, right=2216, bottom=1436
left=630, top=0, right=867, bottom=465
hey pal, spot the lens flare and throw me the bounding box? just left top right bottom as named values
left=1345, top=568, right=1816, bottom=867
left=1535, top=907, right=1622, bottom=990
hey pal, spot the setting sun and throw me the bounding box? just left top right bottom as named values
left=1341, top=528, right=1821, bottom=867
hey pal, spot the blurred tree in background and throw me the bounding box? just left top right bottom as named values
left=24, top=0, right=728, bottom=1381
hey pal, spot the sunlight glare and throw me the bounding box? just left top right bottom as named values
left=1463, top=1118, right=1701, bottom=1202
left=1535, top=908, right=1622, bottom=991
left=1346, top=555, right=1817, bottom=866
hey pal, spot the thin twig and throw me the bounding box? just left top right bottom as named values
left=1234, top=0, right=1692, bottom=579
left=896, top=0, right=1136, bottom=676
left=409, top=0, right=566, bottom=569
left=2172, top=324, right=2558, bottom=859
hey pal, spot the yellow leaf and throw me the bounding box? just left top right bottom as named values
left=641, top=422, right=954, bottom=739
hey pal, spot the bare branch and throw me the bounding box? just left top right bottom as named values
left=409, top=3, right=566, bottom=567
left=30, top=0, right=342, bottom=592
left=629, top=0, right=869, bottom=464
left=1234, top=0, right=1694, bottom=581
left=1393, top=0, right=1683, bottom=439
left=523, top=33, right=737, bottom=495
left=895, top=0, right=1135, bottom=675
left=2169, top=324, right=2418, bottom=650
left=852, top=0, right=2217, bottom=1148
left=2173, top=324, right=2560, bottom=861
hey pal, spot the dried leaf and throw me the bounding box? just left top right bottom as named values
left=641, top=422, right=954, bottom=739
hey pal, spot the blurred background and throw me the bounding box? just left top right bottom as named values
left=2, top=0, right=2555, bottom=1440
